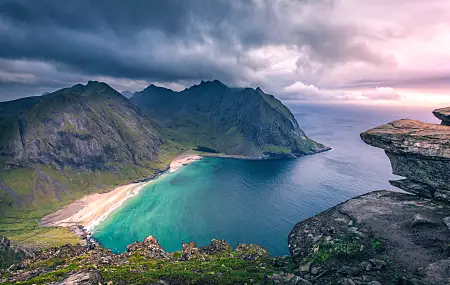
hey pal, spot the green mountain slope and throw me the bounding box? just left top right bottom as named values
left=131, top=80, right=329, bottom=158
left=0, top=81, right=166, bottom=170
left=0, top=81, right=175, bottom=246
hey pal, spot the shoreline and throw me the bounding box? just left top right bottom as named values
left=40, top=153, right=203, bottom=233
left=40, top=149, right=328, bottom=236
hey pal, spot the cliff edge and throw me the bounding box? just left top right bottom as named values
left=361, top=119, right=450, bottom=200
left=288, top=107, right=450, bottom=285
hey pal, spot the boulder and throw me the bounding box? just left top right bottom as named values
left=50, top=270, right=103, bottom=285
left=0, top=235, right=11, bottom=252
left=234, top=243, right=270, bottom=260
left=200, top=239, right=232, bottom=254
left=180, top=242, right=199, bottom=260
left=126, top=236, right=169, bottom=260
left=268, top=273, right=312, bottom=285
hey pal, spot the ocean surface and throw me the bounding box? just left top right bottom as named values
left=93, top=103, right=440, bottom=256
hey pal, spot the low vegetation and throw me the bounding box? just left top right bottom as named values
left=0, top=240, right=298, bottom=285
left=0, top=147, right=180, bottom=248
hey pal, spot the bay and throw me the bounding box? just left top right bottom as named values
left=93, top=103, right=440, bottom=256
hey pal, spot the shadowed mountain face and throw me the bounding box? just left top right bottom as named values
left=0, top=81, right=164, bottom=170
left=120, top=91, right=135, bottom=99
left=131, top=80, right=329, bottom=158
left=0, top=81, right=171, bottom=213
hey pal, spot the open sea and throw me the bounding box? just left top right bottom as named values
left=93, top=103, right=440, bottom=256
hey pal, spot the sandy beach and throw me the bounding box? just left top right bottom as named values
left=169, top=153, right=202, bottom=172
left=40, top=153, right=202, bottom=231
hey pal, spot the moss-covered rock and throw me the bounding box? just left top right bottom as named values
left=0, top=235, right=296, bottom=285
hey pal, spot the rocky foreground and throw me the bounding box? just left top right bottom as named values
left=1, top=234, right=298, bottom=285
left=288, top=191, right=450, bottom=284
left=287, top=108, right=450, bottom=284
left=1, top=107, right=450, bottom=284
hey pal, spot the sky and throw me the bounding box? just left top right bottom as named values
left=0, top=0, right=449, bottom=105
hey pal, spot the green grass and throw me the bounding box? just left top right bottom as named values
left=372, top=237, right=386, bottom=253
left=0, top=168, right=37, bottom=197
left=1, top=247, right=295, bottom=285
left=301, top=234, right=364, bottom=265
left=101, top=257, right=275, bottom=284
left=263, top=145, right=291, bottom=154
left=260, top=92, right=294, bottom=119
left=0, top=148, right=180, bottom=248
left=0, top=202, right=81, bottom=248
left=9, top=264, right=80, bottom=285
left=60, top=121, right=90, bottom=136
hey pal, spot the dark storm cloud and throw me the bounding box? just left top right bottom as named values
left=0, top=0, right=448, bottom=102
left=0, top=0, right=252, bottom=83
left=0, top=0, right=379, bottom=92
left=0, top=0, right=235, bottom=36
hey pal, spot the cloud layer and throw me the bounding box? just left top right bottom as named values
left=0, top=0, right=449, bottom=103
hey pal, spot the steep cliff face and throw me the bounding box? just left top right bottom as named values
left=131, top=80, right=329, bottom=158
left=360, top=119, right=450, bottom=200
left=0, top=81, right=165, bottom=170
left=286, top=107, right=450, bottom=285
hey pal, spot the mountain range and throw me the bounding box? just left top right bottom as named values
left=0, top=79, right=328, bottom=244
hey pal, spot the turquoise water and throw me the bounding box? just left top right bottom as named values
left=93, top=103, right=440, bottom=256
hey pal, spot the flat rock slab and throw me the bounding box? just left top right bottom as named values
left=360, top=119, right=450, bottom=158
left=288, top=191, right=450, bottom=285
left=49, top=271, right=103, bottom=285
left=433, top=107, right=450, bottom=126
left=360, top=119, right=450, bottom=200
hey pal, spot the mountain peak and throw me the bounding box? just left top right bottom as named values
left=194, top=79, right=227, bottom=90
left=87, top=80, right=100, bottom=85
left=212, top=79, right=225, bottom=85
left=142, top=84, right=174, bottom=93
left=199, top=79, right=225, bottom=85
left=67, top=81, right=110, bottom=93
left=86, top=80, right=110, bottom=89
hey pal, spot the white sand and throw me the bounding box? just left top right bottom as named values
left=41, top=154, right=202, bottom=231
left=169, top=153, right=202, bottom=172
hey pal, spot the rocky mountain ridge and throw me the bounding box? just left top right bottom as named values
left=131, top=80, right=329, bottom=158
left=0, top=81, right=165, bottom=171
